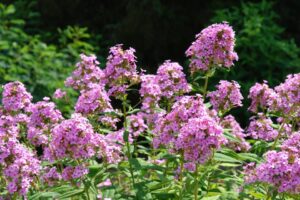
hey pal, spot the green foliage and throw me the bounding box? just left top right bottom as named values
left=0, top=3, right=97, bottom=102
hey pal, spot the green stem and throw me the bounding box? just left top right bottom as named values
left=123, top=95, right=136, bottom=188
left=178, top=152, right=184, bottom=200
left=265, top=187, right=271, bottom=200
left=271, top=119, right=286, bottom=150
left=85, top=187, right=91, bottom=200
left=194, top=164, right=199, bottom=200
left=203, top=75, right=209, bottom=100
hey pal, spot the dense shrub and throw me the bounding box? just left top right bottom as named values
left=0, top=3, right=97, bottom=103
left=0, top=21, right=299, bottom=200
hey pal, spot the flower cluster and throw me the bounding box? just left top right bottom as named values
left=220, top=115, right=250, bottom=152
left=2, top=81, right=32, bottom=112
left=127, top=113, right=147, bottom=137
left=153, top=95, right=207, bottom=149
left=248, top=82, right=277, bottom=113
left=153, top=95, right=226, bottom=168
left=41, top=167, right=61, bottom=186
left=75, top=84, right=113, bottom=115
left=186, top=22, right=238, bottom=73
left=139, top=75, right=161, bottom=112
left=208, top=80, right=243, bottom=113
left=53, top=89, right=66, bottom=99
left=248, top=73, right=300, bottom=118
left=44, top=114, right=103, bottom=161
left=103, top=44, right=139, bottom=98
left=0, top=114, right=21, bottom=139
left=281, top=132, right=300, bottom=157
left=273, top=73, right=300, bottom=117
left=244, top=151, right=300, bottom=194
left=27, top=99, right=63, bottom=146
left=156, top=60, right=191, bottom=99
left=65, top=54, right=104, bottom=91
left=62, top=165, right=88, bottom=181
left=176, top=116, right=226, bottom=166
left=246, top=114, right=278, bottom=141
left=0, top=139, right=40, bottom=196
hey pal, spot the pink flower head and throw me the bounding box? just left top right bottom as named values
left=156, top=60, right=191, bottom=99
left=248, top=81, right=277, bottom=113
left=53, top=89, right=66, bottom=99
left=221, top=115, right=250, bottom=152
left=127, top=113, right=148, bottom=137
left=139, top=75, right=161, bottom=113
left=281, top=132, right=300, bottom=157
left=246, top=114, right=278, bottom=141
left=2, top=81, right=32, bottom=112
left=244, top=151, right=300, bottom=194
left=44, top=114, right=103, bottom=161
left=186, top=22, right=238, bottom=73
left=75, top=84, right=113, bottom=115
left=176, top=116, right=226, bottom=165
left=65, top=54, right=104, bottom=91
left=208, top=80, right=243, bottom=112
left=62, top=165, right=88, bottom=181
left=27, top=100, right=63, bottom=146
left=1, top=140, right=40, bottom=196
left=273, top=73, right=300, bottom=117
left=153, top=95, right=208, bottom=151
left=104, top=44, right=139, bottom=98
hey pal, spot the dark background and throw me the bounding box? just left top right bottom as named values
left=3, top=0, right=300, bottom=69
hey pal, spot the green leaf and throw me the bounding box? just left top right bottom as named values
left=58, top=189, right=85, bottom=199
left=29, top=192, right=60, bottom=200
left=214, top=152, right=243, bottom=163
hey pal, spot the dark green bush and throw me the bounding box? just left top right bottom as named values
left=0, top=3, right=97, bottom=102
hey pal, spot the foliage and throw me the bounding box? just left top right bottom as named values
left=0, top=3, right=97, bottom=104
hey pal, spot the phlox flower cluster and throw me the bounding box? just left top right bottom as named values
left=156, top=60, right=191, bottom=99
left=139, top=75, right=161, bottom=113
left=0, top=139, right=40, bottom=196
left=153, top=95, right=207, bottom=149
left=220, top=115, right=250, bottom=152
left=0, top=114, right=21, bottom=139
left=27, top=99, right=63, bottom=146
left=185, top=22, right=238, bottom=73
left=53, top=89, right=66, bottom=99
left=65, top=54, right=104, bottom=91
left=246, top=114, right=278, bottom=141
left=75, top=84, right=112, bottom=115
left=139, top=61, right=190, bottom=113
left=176, top=116, right=226, bottom=169
left=208, top=80, right=243, bottom=113
left=61, top=165, right=88, bottom=181
left=153, top=95, right=227, bottom=168
left=41, top=167, right=61, bottom=186
left=273, top=73, right=300, bottom=117
left=103, top=44, right=139, bottom=98
left=281, top=132, right=300, bottom=157
left=44, top=113, right=104, bottom=161
left=2, top=81, right=32, bottom=112
left=244, top=151, right=300, bottom=194
left=248, top=82, right=277, bottom=113
left=248, top=73, right=300, bottom=119
left=127, top=113, right=148, bottom=137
